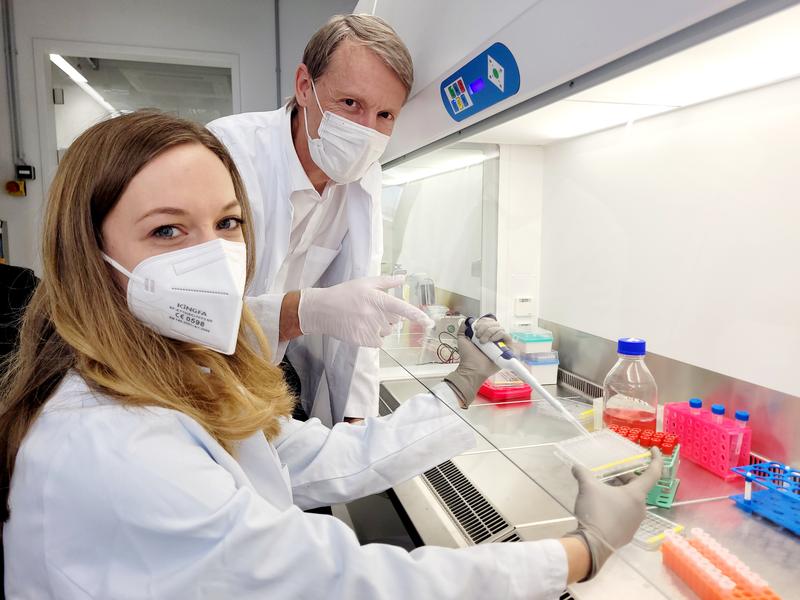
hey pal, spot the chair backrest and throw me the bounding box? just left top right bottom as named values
left=0, top=264, right=38, bottom=598
left=0, top=264, right=38, bottom=362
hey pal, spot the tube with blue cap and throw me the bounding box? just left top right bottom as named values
left=464, top=315, right=591, bottom=437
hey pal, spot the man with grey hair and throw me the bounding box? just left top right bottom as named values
left=208, top=14, right=431, bottom=426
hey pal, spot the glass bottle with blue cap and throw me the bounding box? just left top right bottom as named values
left=602, top=338, right=659, bottom=431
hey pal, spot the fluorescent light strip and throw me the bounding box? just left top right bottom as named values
left=49, top=54, right=87, bottom=83
left=383, top=151, right=499, bottom=187
left=50, top=54, right=116, bottom=114
left=75, top=80, right=116, bottom=113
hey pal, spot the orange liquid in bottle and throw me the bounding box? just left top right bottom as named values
left=603, top=407, right=657, bottom=431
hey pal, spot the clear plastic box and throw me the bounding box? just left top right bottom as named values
left=522, top=351, right=559, bottom=385
left=632, top=511, right=684, bottom=550
left=511, top=329, right=553, bottom=354
left=553, top=429, right=653, bottom=480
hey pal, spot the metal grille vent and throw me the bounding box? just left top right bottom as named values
left=560, top=591, right=576, bottom=600
left=378, top=385, right=400, bottom=413
left=497, top=531, right=521, bottom=542
left=558, top=368, right=603, bottom=399
left=422, top=460, right=514, bottom=544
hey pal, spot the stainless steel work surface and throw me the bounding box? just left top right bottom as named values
left=603, top=501, right=800, bottom=600
left=502, top=445, right=746, bottom=507
left=378, top=349, right=799, bottom=599
left=451, top=451, right=576, bottom=527
left=382, top=374, right=591, bottom=448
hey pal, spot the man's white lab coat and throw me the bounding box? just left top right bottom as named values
left=208, top=108, right=383, bottom=424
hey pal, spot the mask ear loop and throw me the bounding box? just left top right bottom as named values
left=309, top=78, right=325, bottom=114
left=303, top=77, right=326, bottom=142
left=102, top=253, right=133, bottom=277
left=102, top=253, right=149, bottom=289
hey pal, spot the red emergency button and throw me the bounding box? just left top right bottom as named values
left=5, top=180, right=26, bottom=196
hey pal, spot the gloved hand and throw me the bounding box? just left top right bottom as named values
left=443, top=316, right=512, bottom=408
left=298, top=275, right=434, bottom=347
left=566, top=448, right=664, bottom=580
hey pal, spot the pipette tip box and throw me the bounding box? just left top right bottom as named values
left=661, top=528, right=780, bottom=599
left=553, top=429, right=652, bottom=480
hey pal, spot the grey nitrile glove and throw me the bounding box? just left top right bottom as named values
left=443, top=316, right=512, bottom=408
left=566, top=448, right=664, bottom=580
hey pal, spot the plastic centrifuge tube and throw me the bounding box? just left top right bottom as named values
left=711, top=404, right=725, bottom=425
left=689, top=397, right=702, bottom=416
left=733, top=410, right=750, bottom=458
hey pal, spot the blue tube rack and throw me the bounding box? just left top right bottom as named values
left=730, top=461, right=800, bottom=536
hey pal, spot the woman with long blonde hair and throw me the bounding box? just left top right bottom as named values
left=1, top=111, right=660, bottom=599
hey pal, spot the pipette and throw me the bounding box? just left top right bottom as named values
left=465, top=316, right=591, bottom=437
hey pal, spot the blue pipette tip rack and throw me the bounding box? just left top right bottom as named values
left=730, top=461, right=800, bottom=536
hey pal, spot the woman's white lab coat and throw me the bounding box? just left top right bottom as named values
left=208, top=108, right=383, bottom=425
left=4, top=372, right=568, bottom=599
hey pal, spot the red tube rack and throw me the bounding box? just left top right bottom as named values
left=664, top=403, right=751, bottom=481
left=607, top=424, right=679, bottom=455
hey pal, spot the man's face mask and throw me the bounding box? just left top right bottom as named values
left=103, top=238, right=246, bottom=355
left=303, top=79, right=390, bottom=184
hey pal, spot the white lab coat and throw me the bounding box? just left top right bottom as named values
left=4, top=372, right=568, bottom=599
left=207, top=108, right=382, bottom=425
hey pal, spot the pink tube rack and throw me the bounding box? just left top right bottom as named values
left=661, top=529, right=780, bottom=600
left=664, top=403, right=751, bottom=481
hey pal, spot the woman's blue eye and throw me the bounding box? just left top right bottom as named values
left=218, top=217, right=243, bottom=231
left=152, top=225, right=180, bottom=239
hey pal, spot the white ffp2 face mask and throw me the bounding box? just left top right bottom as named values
left=103, top=239, right=247, bottom=355
left=304, top=79, right=390, bottom=184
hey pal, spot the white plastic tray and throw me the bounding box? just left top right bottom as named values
left=632, top=511, right=684, bottom=550
left=553, top=429, right=652, bottom=480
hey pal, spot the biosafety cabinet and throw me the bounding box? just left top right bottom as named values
left=360, top=1, right=800, bottom=598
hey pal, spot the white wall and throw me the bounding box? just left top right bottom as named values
left=496, top=144, right=543, bottom=329
left=0, top=0, right=277, bottom=272
left=278, top=0, right=357, bottom=104
left=54, top=81, right=110, bottom=150
left=0, top=0, right=358, bottom=272
left=0, top=8, right=19, bottom=263
left=540, top=76, right=800, bottom=397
